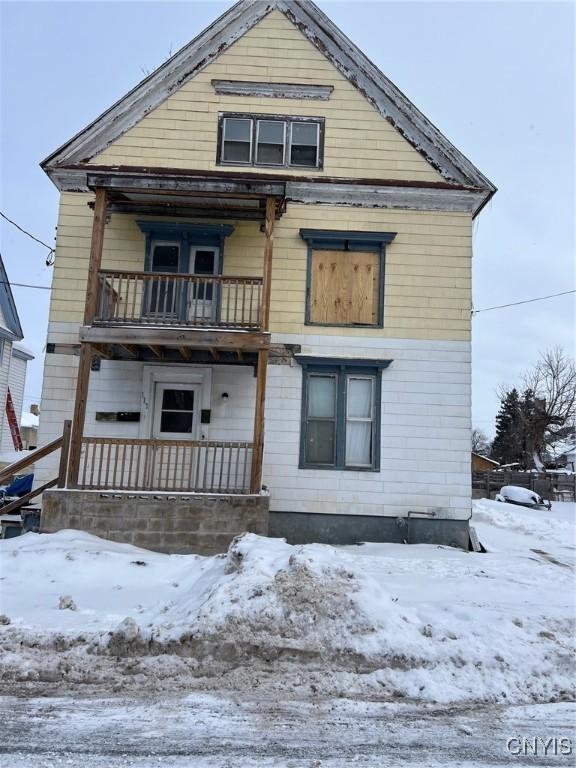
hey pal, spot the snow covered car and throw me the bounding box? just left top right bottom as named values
left=495, top=485, right=552, bottom=510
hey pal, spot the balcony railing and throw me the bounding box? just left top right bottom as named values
left=78, top=437, right=254, bottom=494
left=95, top=270, right=263, bottom=329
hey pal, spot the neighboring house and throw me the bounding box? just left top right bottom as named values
left=36, top=0, right=496, bottom=552
left=21, top=405, right=39, bottom=451
left=548, top=436, right=576, bottom=473
left=0, top=256, right=34, bottom=466
left=472, top=453, right=500, bottom=473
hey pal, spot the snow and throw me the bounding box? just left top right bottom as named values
left=0, top=501, right=574, bottom=707
left=20, top=411, right=39, bottom=429
left=498, top=484, right=545, bottom=505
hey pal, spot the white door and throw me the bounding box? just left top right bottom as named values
left=152, top=383, right=200, bottom=439
left=188, top=246, right=219, bottom=322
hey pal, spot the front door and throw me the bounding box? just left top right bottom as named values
left=189, top=246, right=219, bottom=322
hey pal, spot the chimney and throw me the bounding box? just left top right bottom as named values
left=30, top=404, right=40, bottom=416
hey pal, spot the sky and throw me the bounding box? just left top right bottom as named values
left=0, top=0, right=574, bottom=436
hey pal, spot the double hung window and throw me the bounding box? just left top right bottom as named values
left=300, top=359, right=389, bottom=471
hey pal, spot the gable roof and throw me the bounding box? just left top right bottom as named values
left=41, top=0, right=496, bottom=200
left=0, top=254, right=24, bottom=342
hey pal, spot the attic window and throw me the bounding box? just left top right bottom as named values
left=221, top=118, right=252, bottom=164
left=217, top=113, right=324, bottom=169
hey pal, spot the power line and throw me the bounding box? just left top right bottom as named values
left=472, top=289, right=575, bottom=315
left=0, top=211, right=55, bottom=265
left=0, top=280, right=50, bottom=290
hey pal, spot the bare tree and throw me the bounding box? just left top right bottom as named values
left=521, top=347, right=576, bottom=457
left=472, top=428, right=491, bottom=455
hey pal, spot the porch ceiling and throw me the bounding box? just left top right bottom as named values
left=91, top=343, right=258, bottom=366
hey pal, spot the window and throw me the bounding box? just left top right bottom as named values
left=153, top=384, right=199, bottom=438
left=300, top=230, right=397, bottom=328
left=256, top=120, right=286, bottom=165
left=221, top=117, right=252, bottom=164
left=298, top=358, right=391, bottom=471
left=218, top=114, right=324, bottom=169
left=290, top=121, right=319, bottom=167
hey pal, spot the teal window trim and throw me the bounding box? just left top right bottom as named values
left=136, top=221, right=234, bottom=273
left=297, top=356, right=392, bottom=472
left=299, top=229, right=396, bottom=329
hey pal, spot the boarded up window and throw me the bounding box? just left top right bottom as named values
left=309, top=250, right=380, bottom=326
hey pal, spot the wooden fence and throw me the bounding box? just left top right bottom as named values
left=472, top=471, right=576, bottom=501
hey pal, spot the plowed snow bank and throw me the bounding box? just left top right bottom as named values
left=1, top=501, right=574, bottom=704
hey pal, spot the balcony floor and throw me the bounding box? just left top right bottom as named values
left=81, top=323, right=270, bottom=357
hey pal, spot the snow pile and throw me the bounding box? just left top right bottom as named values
left=0, top=502, right=574, bottom=705
left=142, top=534, right=416, bottom=665
left=472, top=497, right=574, bottom=546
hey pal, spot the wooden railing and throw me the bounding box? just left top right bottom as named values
left=96, top=270, right=263, bottom=329
left=0, top=420, right=71, bottom=516
left=78, top=437, right=254, bottom=494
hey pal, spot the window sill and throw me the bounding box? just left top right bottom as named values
left=298, top=463, right=380, bottom=473
left=216, top=161, right=324, bottom=173
left=304, top=321, right=384, bottom=329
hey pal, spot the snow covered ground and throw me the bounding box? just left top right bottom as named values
left=0, top=499, right=574, bottom=765
left=0, top=500, right=574, bottom=705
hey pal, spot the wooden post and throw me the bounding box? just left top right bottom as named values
left=84, top=187, right=108, bottom=325
left=259, top=196, right=276, bottom=331
left=67, top=344, right=93, bottom=488
left=250, top=349, right=269, bottom=493
left=251, top=197, right=276, bottom=492
left=57, top=420, right=72, bottom=487
left=66, top=188, right=107, bottom=488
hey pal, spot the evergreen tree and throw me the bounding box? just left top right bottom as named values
left=491, top=388, right=522, bottom=465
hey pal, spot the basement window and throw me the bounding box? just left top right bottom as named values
left=217, top=113, right=324, bottom=169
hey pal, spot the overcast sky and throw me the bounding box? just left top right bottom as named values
left=0, top=0, right=574, bottom=436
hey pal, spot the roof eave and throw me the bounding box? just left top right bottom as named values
left=40, top=0, right=496, bottom=200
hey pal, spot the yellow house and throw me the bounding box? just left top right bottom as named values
left=34, top=0, right=496, bottom=552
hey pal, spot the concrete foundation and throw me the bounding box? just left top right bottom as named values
left=41, top=489, right=270, bottom=555
left=270, top=511, right=470, bottom=549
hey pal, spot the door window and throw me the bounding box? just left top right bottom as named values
left=153, top=384, right=198, bottom=438
left=189, top=247, right=218, bottom=319
left=146, top=241, right=180, bottom=317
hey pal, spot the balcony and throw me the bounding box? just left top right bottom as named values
left=81, top=269, right=270, bottom=357
left=96, top=270, right=264, bottom=330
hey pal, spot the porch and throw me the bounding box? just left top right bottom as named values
left=66, top=171, right=283, bottom=499
left=78, top=437, right=254, bottom=494
left=20, top=170, right=286, bottom=552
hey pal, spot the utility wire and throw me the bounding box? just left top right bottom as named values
left=472, top=289, right=575, bottom=315
left=0, top=211, right=55, bottom=265
left=0, top=280, right=50, bottom=290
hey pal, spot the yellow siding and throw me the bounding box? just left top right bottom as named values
left=90, top=10, right=443, bottom=183
left=49, top=193, right=471, bottom=341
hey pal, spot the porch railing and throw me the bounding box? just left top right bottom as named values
left=95, top=270, right=263, bottom=329
left=78, top=437, right=253, bottom=494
